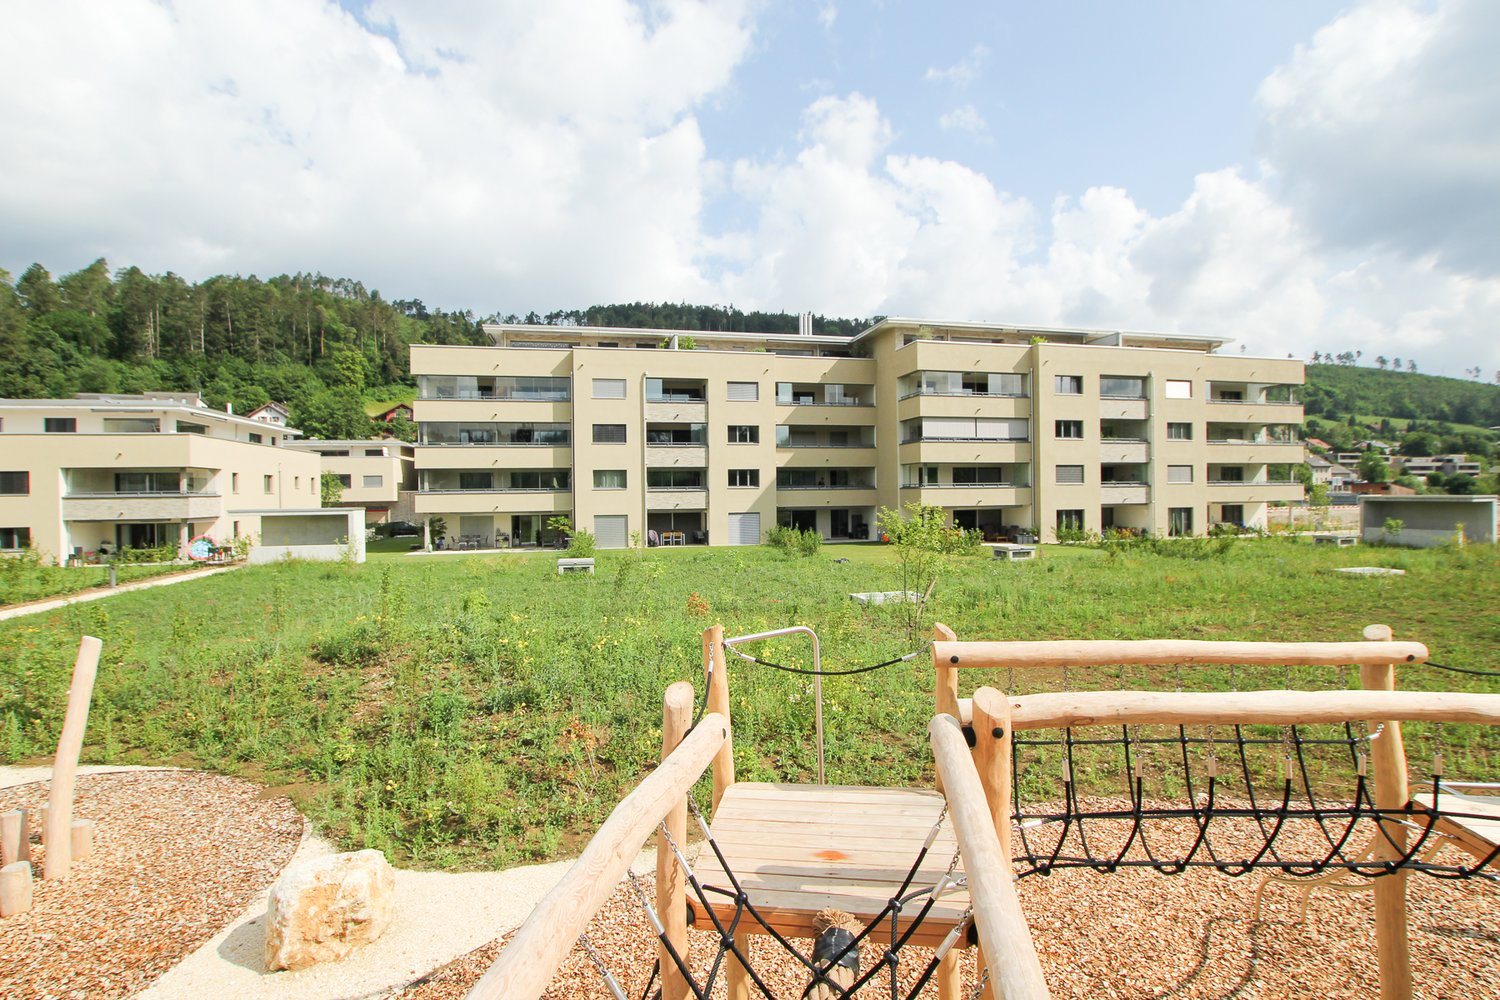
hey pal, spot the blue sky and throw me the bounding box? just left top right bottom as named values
left=2, top=1, right=1497, bottom=377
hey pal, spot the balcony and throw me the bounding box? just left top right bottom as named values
left=646, top=489, right=709, bottom=511
left=646, top=445, right=709, bottom=467
left=417, top=445, right=571, bottom=469
left=776, top=382, right=874, bottom=408
left=1099, top=440, right=1149, bottom=463
left=1099, top=483, right=1150, bottom=505
left=1099, top=398, right=1149, bottom=421
left=899, top=484, right=1032, bottom=509
left=62, top=493, right=223, bottom=521
left=1208, top=480, right=1303, bottom=503
left=414, top=490, right=571, bottom=515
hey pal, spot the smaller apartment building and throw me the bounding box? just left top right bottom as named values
left=0, top=393, right=322, bottom=560
left=409, top=319, right=1304, bottom=546
left=283, top=439, right=416, bottom=525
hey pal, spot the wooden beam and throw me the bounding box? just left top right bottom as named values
left=1007, top=689, right=1500, bottom=731
left=930, top=715, right=1051, bottom=1000
left=44, top=636, right=102, bottom=880
left=464, top=710, right=727, bottom=1000
left=933, top=638, right=1429, bottom=671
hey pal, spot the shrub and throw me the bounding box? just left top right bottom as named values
left=567, top=529, right=596, bottom=558
left=766, top=524, right=820, bottom=555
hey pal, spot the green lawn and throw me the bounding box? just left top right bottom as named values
left=0, top=560, right=191, bottom=607
left=1, top=538, right=1497, bottom=870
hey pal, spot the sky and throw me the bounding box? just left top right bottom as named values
left=1, top=0, right=1497, bottom=377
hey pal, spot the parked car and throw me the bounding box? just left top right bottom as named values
left=386, top=520, right=420, bottom=537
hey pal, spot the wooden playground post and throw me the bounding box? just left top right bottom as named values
left=972, top=686, right=1014, bottom=1000
left=658, top=681, right=693, bottom=1000
left=1361, top=623, right=1412, bottom=1000
left=702, top=626, right=735, bottom=812
left=44, top=636, right=102, bottom=880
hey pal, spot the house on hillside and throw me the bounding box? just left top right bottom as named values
left=371, top=402, right=413, bottom=424
left=247, top=401, right=291, bottom=427
left=1307, top=453, right=1355, bottom=492
left=1392, top=454, right=1484, bottom=478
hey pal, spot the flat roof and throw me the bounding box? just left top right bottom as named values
left=0, top=395, right=305, bottom=436
left=1356, top=495, right=1498, bottom=503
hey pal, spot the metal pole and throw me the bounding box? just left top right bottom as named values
left=724, top=625, right=826, bottom=784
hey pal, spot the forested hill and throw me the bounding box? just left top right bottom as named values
left=1302, top=364, right=1500, bottom=435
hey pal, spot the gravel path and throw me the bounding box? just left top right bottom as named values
left=396, top=807, right=1500, bottom=1000
left=0, top=770, right=303, bottom=1000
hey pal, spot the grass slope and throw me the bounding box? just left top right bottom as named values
left=1, top=540, right=1497, bottom=870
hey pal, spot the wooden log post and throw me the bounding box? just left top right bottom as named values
left=658, top=682, right=694, bottom=1000
left=970, top=687, right=1014, bottom=1000
left=932, top=623, right=960, bottom=800
left=465, top=713, right=727, bottom=1000
left=1361, top=624, right=1412, bottom=1000
left=70, top=819, right=96, bottom=863
left=702, top=626, right=735, bottom=813
left=0, top=861, right=33, bottom=917
left=930, top=715, right=1051, bottom=1000
left=702, top=627, right=752, bottom=1000
left=45, top=636, right=102, bottom=880
left=1, top=809, right=29, bottom=866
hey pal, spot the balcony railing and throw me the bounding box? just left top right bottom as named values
left=1209, top=479, right=1299, bottom=486
left=776, top=441, right=874, bottom=449
left=421, top=439, right=570, bottom=447
left=1100, top=437, right=1147, bottom=443
left=1207, top=437, right=1300, bottom=445
left=897, top=389, right=1029, bottom=401
left=776, top=483, right=875, bottom=491
left=901, top=436, right=1029, bottom=445
left=419, top=389, right=570, bottom=402
left=901, top=482, right=1027, bottom=489
left=64, top=490, right=219, bottom=498
left=418, top=486, right=570, bottom=494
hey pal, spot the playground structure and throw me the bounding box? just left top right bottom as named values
left=468, top=622, right=1500, bottom=1000
left=1, top=636, right=102, bottom=918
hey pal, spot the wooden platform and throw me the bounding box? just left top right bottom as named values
left=688, top=782, right=969, bottom=948
left=1411, top=790, right=1500, bottom=865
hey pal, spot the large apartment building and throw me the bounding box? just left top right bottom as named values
left=409, top=319, right=1304, bottom=547
left=0, top=393, right=322, bottom=560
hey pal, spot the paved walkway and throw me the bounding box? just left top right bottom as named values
left=0, top=564, right=242, bottom=622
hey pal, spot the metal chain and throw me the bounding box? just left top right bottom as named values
left=578, top=932, right=630, bottom=1000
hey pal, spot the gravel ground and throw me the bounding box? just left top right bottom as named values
left=0, top=770, right=304, bottom=1000
left=396, top=801, right=1500, bottom=1000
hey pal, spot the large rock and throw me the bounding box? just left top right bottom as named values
left=265, top=849, right=395, bottom=971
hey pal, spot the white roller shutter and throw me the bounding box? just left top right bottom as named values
left=728, top=512, right=761, bottom=546
left=594, top=515, right=628, bottom=549
left=922, top=417, right=975, bottom=439
left=726, top=381, right=760, bottom=401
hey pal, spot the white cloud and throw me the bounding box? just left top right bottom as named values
left=937, top=104, right=988, bottom=138
left=924, top=44, right=989, bottom=87
left=0, top=0, right=758, bottom=310
left=817, top=3, right=837, bottom=31
left=1258, top=0, right=1500, bottom=275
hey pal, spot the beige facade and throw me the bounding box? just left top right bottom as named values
left=283, top=439, right=416, bottom=523
left=409, top=320, right=1304, bottom=547
left=0, top=393, right=322, bottom=561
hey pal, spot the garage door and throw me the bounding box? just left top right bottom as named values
left=594, top=514, right=628, bottom=549
left=727, top=512, right=761, bottom=546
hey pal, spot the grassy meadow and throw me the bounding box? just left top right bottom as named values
left=1, top=538, right=1498, bottom=869
left=0, top=557, right=190, bottom=607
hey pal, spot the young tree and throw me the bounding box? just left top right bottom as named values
left=1358, top=450, right=1390, bottom=483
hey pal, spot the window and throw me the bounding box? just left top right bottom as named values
left=176, top=421, right=208, bottom=435
left=0, top=472, right=27, bottom=495
left=1054, top=375, right=1082, bottom=395
left=1220, top=504, right=1245, bottom=525
left=1167, top=465, right=1194, bottom=484
left=1164, top=379, right=1192, bottom=399
left=593, top=424, right=627, bottom=444
left=1217, top=467, right=1244, bottom=482
left=44, top=418, right=76, bottom=433
left=509, top=470, right=569, bottom=490
left=1167, top=422, right=1193, bottom=440
left=728, top=425, right=760, bottom=444
left=249, top=432, right=263, bottom=444
left=457, top=471, right=491, bottom=490
left=263, top=475, right=274, bottom=492
left=726, top=381, right=759, bottom=402
left=231, top=473, right=239, bottom=493
left=1100, top=376, right=1146, bottom=398
left=103, top=417, right=160, bottom=433
left=728, top=469, right=760, bottom=487
left=647, top=469, right=704, bottom=490
left=1055, top=420, right=1083, bottom=439
left=592, top=378, right=627, bottom=399
left=1169, top=507, right=1194, bottom=537
left=318, top=449, right=351, bottom=457
left=952, top=467, right=1008, bottom=485
left=1056, top=510, right=1084, bottom=532
left=364, top=448, right=385, bottom=457
left=336, top=474, right=353, bottom=488
left=363, top=475, right=383, bottom=489
left=594, top=469, right=627, bottom=490
left=1056, top=465, right=1085, bottom=485
left=0, top=527, right=31, bottom=550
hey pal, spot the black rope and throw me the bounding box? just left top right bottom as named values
left=723, top=643, right=924, bottom=677
left=1423, top=659, right=1500, bottom=679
